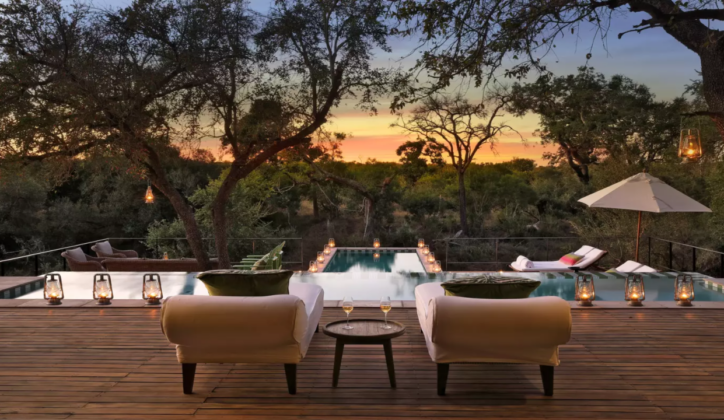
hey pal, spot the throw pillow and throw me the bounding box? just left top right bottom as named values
left=66, top=247, right=87, bottom=262
left=441, top=275, right=541, bottom=299
left=95, top=241, right=114, bottom=255
left=196, top=269, right=292, bottom=296
left=559, top=253, right=583, bottom=266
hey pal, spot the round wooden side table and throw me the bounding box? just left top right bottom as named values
left=323, top=318, right=406, bottom=388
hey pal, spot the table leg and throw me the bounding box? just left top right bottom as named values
left=383, top=340, right=396, bottom=388
left=332, top=340, right=344, bottom=387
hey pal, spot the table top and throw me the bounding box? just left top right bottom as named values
left=323, top=318, right=406, bottom=341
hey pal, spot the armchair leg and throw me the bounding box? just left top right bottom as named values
left=284, top=364, right=297, bottom=395
left=437, top=363, right=450, bottom=396
left=540, top=365, right=554, bottom=396
left=182, top=363, right=196, bottom=394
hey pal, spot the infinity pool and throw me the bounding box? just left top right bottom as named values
left=323, top=249, right=425, bottom=273
left=13, top=271, right=724, bottom=301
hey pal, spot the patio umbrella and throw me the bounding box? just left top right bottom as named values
left=578, top=172, right=711, bottom=262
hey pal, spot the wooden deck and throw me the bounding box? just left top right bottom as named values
left=1, top=307, right=724, bottom=419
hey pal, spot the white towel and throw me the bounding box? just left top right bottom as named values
left=516, top=255, right=526, bottom=264
left=518, top=257, right=534, bottom=269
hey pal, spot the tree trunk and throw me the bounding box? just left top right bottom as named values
left=699, top=50, right=724, bottom=139
left=559, top=140, right=590, bottom=184
left=457, top=171, right=468, bottom=234
left=312, top=186, right=319, bottom=218
left=211, top=164, right=245, bottom=269
left=363, top=198, right=375, bottom=239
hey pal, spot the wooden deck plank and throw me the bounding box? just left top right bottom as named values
left=0, top=307, right=723, bottom=419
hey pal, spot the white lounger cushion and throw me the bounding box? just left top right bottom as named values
left=511, top=246, right=606, bottom=272
left=614, top=260, right=642, bottom=273
left=415, top=283, right=571, bottom=365
left=161, top=283, right=323, bottom=364
left=633, top=264, right=657, bottom=273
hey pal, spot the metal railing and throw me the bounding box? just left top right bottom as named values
left=646, top=237, right=724, bottom=277
left=0, top=237, right=303, bottom=277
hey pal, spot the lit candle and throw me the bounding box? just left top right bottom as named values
left=317, top=251, right=325, bottom=262
left=373, top=238, right=380, bottom=248
left=328, top=238, right=336, bottom=248
left=324, top=244, right=331, bottom=255
left=417, top=238, right=425, bottom=248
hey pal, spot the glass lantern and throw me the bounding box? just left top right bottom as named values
left=142, top=273, right=163, bottom=305
left=93, top=273, right=114, bottom=305
left=427, top=252, right=435, bottom=263
left=144, top=185, right=155, bottom=204
left=625, top=274, right=645, bottom=306
left=674, top=274, right=695, bottom=306
left=421, top=245, right=430, bottom=255
left=317, top=251, right=325, bottom=263
left=418, top=238, right=425, bottom=248
left=328, top=238, right=336, bottom=248
left=433, top=260, right=442, bottom=273
left=163, top=252, right=169, bottom=260
left=679, top=128, right=702, bottom=161
left=309, top=261, right=318, bottom=273
left=323, top=244, right=331, bottom=255
left=373, top=238, right=380, bottom=248
left=574, top=274, right=595, bottom=306
left=44, top=274, right=64, bottom=305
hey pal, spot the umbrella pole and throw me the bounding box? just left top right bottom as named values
left=635, top=211, right=642, bottom=262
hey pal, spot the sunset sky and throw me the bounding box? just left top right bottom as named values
left=99, top=0, right=703, bottom=165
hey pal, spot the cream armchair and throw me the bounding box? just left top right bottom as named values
left=415, top=283, right=571, bottom=396
left=161, top=283, right=324, bottom=395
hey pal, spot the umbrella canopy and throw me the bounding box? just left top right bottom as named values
left=578, top=172, right=711, bottom=262
left=579, top=172, right=711, bottom=213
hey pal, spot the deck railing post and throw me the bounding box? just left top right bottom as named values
left=1, top=262, right=4, bottom=277
left=669, top=242, right=673, bottom=271
left=545, top=238, right=549, bottom=260
left=445, top=240, right=449, bottom=271
left=34, top=255, right=39, bottom=276
left=494, top=238, right=499, bottom=266
left=720, top=253, right=724, bottom=278
left=692, top=247, right=697, bottom=272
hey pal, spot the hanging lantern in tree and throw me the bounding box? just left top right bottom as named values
left=574, top=274, right=595, bottom=306
left=93, top=274, right=114, bottom=305
left=142, top=273, right=163, bottom=305
left=674, top=274, right=695, bottom=306
left=679, top=128, right=702, bottom=161
left=144, top=181, right=155, bottom=204
left=625, top=274, right=645, bottom=306
left=44, top=274, right=64, bottom=305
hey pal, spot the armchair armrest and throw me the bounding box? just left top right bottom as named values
left=112, top=248, right=138, bottom=258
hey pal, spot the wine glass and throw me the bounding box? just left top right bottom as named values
left=380, top=296, right=392, bottom=329
left=342, top=297, right=354, bottom=330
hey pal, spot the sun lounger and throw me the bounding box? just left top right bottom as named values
left=510, top=246, right=607, bottom=272
left=610, top=260, right=657, bottom=273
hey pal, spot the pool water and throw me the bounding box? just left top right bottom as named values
left=12, top=271, right=724, bottom=302
left=323, top=249, right=425, bottom=273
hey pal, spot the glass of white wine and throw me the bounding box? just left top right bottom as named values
left=342, top=297, right=354, bottom=330
left=380, top=296, right=392, bottom=329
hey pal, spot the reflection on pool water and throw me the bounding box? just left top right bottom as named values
left=323, top=249, right=425, bottom=273
left=14, top=271, right=724, bottom=302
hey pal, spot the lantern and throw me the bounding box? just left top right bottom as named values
left=142, top=273, right=163, bottom=305
left=309, top=261, right=318, bottom=273
left=328, top=238, right=336, bottom=248
left=373, top=252, right=380, bottom=260
left=421, top=245, right=430, bottom=255
left=624, top=274, right=645, bottom=306
left=679, top=128, right=702, bottom=161
left=324, top=244, right=331, bottom=255
left=427, top=252, right=435, bottom=263
left=93, top=273, right=113, bottom=305
left=418, top=238, right=425, bottom=248
left=163, top=252, right=169, bottom=260
left=44, top=274, right=64, bottom=305
left=373, top=238, right=380, bottom=248
left=144, top=183, right=155, bottom=204
left=317, top=251, right=325, bottom=263
left=674, top=274, right=695, bottom=306
left=574, top=274, right=595, bottom=306
left=433, top=260, right=442, bottom=273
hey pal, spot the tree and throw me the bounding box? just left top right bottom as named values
left=507, top=67, right=684, bottom=184
left=394, top=93, right=518, bottom=234
left=0, top=0, right=393, bottom=268
left=395, top=139, right=444, bottom=184
left=393, top=0, right=724, bottom=139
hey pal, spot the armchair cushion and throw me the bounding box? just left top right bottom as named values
left=196, top=269, right=292, bottom=296
left=441, top=275, right=541, bottom=299
left=94, top=241, right=114, bottom=255
left=65, top=247, right=87, bottom=262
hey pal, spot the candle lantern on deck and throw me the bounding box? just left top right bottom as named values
left=624, top=274, right=645, bottom=306
left=93, top=273, right=114, bottom=305
left=44, top=274, right=64, bottom=305
left=421, top=245, right=430, bottom=255
left=674, top=274, right=695, bottom=306
left=679, top=128, right=703, bottom=161
left=142, top=273, right=163, bottom=305
left=317, top=251, right=325, bottom=263
left=418, top=238, right=425, bottom=248
left=328, top=238, right=336, bottom=248
left=309, top=261, right=318, bottom=273
left=433, top=260, right=442, bottom=273
left=427, top=252, right=435, bottom=264
left=324, top=244, right=332, bottom=255
left=574, top=274, right=595, bottom=307
left=373, top=238, right=380, bottom=248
